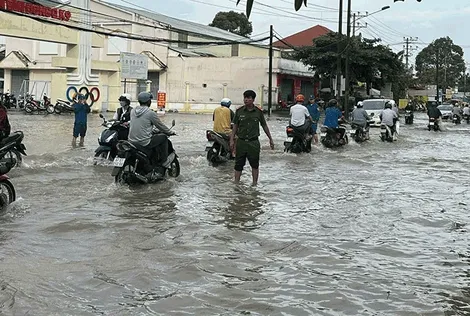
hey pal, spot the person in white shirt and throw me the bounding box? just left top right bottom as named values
left=380, top=101, right=398, bottom=134
left=463, top=105, right=470, bottom=116
left=289, top=94, right=313, bottom=135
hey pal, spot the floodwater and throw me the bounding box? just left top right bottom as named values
left=0, top=110, right=469, bottom=315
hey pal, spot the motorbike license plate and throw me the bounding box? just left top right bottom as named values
left=320, top=132, right=327, bottom=137
left=113, top=157, right=126, bottom=167
left=349, top=130, right=356, bottom=134
left=429, top=122, right=434, bottom=125
left=285, top=137, right=293, bottom=142
left=205, top=141, right=214, bottom=151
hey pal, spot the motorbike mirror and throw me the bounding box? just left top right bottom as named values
left=99, top=114, right=104, bottom=118
left=172, top=119, right=175, bottom=127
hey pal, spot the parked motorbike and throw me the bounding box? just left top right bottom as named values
left=94, top=114, right=129, bottom=162
left=0, top=140, right=22, bottom=210
left=205, top=130, right=234, bottom=163
left=320, top=120, right=348, bottom=148
left=24, top=94, right=54, bottom=114
left=428, top=117, right=440, bottom=131
left=54, top=97, right=75, bottom=114
left=284, top=125, right=312, bottom=153
left=380, top=121, right=399, bottom=142
left=404, top=110, right=414, bottom=124
left=0, top=131, right=27, bottom=167
left=349, top=121, right=372, bottom=143
left=452, top=114, right=461, bottom=125
left=1, top=92, right=17, bottom=109
left=111, top=120, right=180, bottom=185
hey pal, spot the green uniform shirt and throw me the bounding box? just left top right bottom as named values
left=233, top=105, right=267, bottom=140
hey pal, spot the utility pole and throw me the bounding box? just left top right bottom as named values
left=435, top=47, right=440, bottom=103
left=268, top=25, right=273, bottom=117
left=335, top=0, right=343, bottom=101
left=344, top=0, right=352, bottom=117
left=403, top=37, right=418, bottom=71
left=352, top=12, right=368, bottom=36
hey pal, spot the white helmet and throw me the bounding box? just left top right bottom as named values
left=357, top=101, right=364, bottom=108
left=388, top=100, right=396, bottom=107
left=221, top=98, right=232, bottom=107
left=119, top=93, right=132, bottom=103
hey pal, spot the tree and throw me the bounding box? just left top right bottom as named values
left=415, top=37, right=465, bottom=89
left=236, top=0, right=422, bottom=18
left=293, top=32, right=409, bottom=98
left=209, top=11, right=253, bottom=37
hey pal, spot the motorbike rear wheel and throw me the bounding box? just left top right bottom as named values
left=46, top=105, right=55, bottom=114
left=0, top=179, right=16, bottom=212
left=114, top=164, right=134, bottom=185
left=167, top=157, right=180, bottom=178
left=24, top=104, right=34, bottom=114
left=54, top=106, right=62, bottom=114
left=4, top=149, right=22, bottom=167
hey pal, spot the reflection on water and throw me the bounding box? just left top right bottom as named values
left=1, top=112, right=470, bottom=314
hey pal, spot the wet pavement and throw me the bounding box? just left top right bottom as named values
left=0, top=110, right=469, bottom=315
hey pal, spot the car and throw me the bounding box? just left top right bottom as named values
left=362, top=99, right=392, bottom=127
left=437, top=104, right=453, bottom=120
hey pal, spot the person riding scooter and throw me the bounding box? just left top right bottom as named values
left=213, top=98, right=234, bottom=136
left=113, top=93, right=133, bottom=140
left=323, top=99, right=345, bottom=138
left=351, top=101, right=371, bottom=139
left=452, top=104, right=462, bottom=122
left=380, top=101, right=398, bottom=135
left=289, top=94, right=313, bottom=136
left=128, top=92, right=175, bottom=180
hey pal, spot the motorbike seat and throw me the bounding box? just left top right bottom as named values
left=0, top=131, right=23, bottom=146
left=124, top=141, right=153, bottom=157
left=56, top=98, right=70, bottom=103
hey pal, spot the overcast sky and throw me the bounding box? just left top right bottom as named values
left=108, top=0, right=470, bottom=69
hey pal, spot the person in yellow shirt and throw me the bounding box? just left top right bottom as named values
left=213, top=98, right=234, bottom=135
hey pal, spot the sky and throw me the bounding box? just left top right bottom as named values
left=108, top=0, right=470, bottom=68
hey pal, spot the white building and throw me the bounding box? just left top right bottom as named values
left=0, top=0, right=315, bottom=112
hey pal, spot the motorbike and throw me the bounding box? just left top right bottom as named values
left=1, top=92, right=17, bottom=109
left=0, top=139, right=22, bottom=210
left=452, top=114, right=461, bottom=125
left=54, top=97, right=75, bottom=114
left=205, top=129, right=234, bottom=163
left=0, top=131, right=27, bottom=167
left=463, top=114, right=470, bottom=124
left=349, top=121, right=373, bottom=143
left=94, top=114, right=129, bottom=162
left=284, top=125, right=312, bottom=153
left=24, top=94, right=54, bottom=114
left=428, top=117, right=440, bottom=131
left=404, top=110, right=414, bottom=124
left=380, top=120, right=400, bottom=142
left=320, top=120, right=348, bottom=148
left=111, top=120, right=180, bottom=185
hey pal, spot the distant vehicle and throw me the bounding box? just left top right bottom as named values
left=437, top=104, right=452, bottom=120
left=362, top=99, right=392, bottom=127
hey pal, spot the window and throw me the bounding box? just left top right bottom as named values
left=231, top=44, right=239, bottom=57
left=178, top=32, right=188, bottom=49
left=107, top=36, right=128, bottom=55
left=39, top=41, right=58, bottom=55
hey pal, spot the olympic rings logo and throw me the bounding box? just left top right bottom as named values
left=66, top=86, right=101, bottom=106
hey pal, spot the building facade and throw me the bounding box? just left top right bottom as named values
left=0, top=0, right=314, bottom=112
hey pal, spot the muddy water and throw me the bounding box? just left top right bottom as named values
left=0, top=111, right=468, bottom=315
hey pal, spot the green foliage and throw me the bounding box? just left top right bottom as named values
left=415, top=37, right=465, bottom=88
left=293, top=33, right=409, bottom=97
left=209, top=11, right=253, bottom=37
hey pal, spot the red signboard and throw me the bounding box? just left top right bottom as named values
left=157, top=91, right=166, bottom=108
left=1, top=0, right=72, bottom=21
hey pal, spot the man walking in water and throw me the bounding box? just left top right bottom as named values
left=230, top=90, right=274, bottom=186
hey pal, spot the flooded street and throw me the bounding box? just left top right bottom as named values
left=0, top=111, right=469, bottom=315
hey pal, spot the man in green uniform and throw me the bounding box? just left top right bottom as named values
left=230, top=90, right=274, bottom=186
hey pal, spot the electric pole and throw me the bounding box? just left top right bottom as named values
left=352, top=12, right=368, bottom=36
left=268, top=25, right=273, bottom=117
left=403, top=37, right=418, bottom=70
left=336, top=0, right=343, bottom=101
left=435, top=47, right=440, bottom=103
left=344, top=0, right=352, bottom=117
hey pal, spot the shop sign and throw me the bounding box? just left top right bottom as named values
left=0, top=0, right=72, bottom=22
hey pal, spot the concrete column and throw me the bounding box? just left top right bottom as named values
left=184, top=81, right=190, bottom=112
left=4, top=69, right=11, bottom=92
left=259, top=84, right=264, bottom=109
left=223, top=83, right=227, bottom=98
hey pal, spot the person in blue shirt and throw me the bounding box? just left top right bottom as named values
left=323, top=99, right=345, bottom=137
left=72, top=93, right=91, bottom=148
left=306, top=95, right=321, bottom=144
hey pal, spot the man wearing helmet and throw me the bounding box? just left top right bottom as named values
left=323, top=99, right=345, bottom=137
left=289, top=94, right=313, bottom=136
left=380, top=101, right=398, bottom=134
left=351, top=101, right=371, bottom=139
left=128, top=92, right=175, bottom=179
left=213, top=98, right=234, bottom=135
left=113, top=93, right=133, bottom=140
